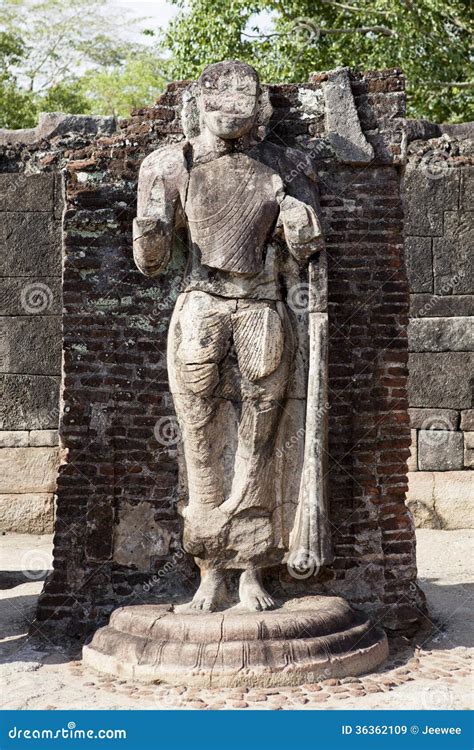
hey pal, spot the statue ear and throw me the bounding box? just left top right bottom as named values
left=181, top=81, right=201, bottom=139
left=255, top=85, right=273, bottom=140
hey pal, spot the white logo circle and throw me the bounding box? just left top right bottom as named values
left=420, top=150, right=450, bottom=180
left=154, top=417, right=181, bottom=446
left=420, top=414, right=455, bottom=445
left=21, top=549, right=51, bottom=580
left=20, top=282, right=54, bottom=314
left=287, top=548, right=320, bottom=580
left=287, top=283, right=311, bottom=313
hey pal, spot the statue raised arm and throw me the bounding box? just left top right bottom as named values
left=133, top=143, right=188, bottom=276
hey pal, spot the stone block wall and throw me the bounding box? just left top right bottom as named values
left=0, top=172, right=63, bottom=533
left=0, top=115, right=116, bottom=534
left=404, top=126, right=474, bottom=530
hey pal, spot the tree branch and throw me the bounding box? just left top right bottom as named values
left=243, top=24, right=396, bottom=40
left=322, top=25, right=395, bottom=36
left=431, top=81, right=474, bottom=89
left=320, top=0, right=390, bottom=14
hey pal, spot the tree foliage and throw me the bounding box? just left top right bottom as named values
left=0, top=0, right=167, bottom=126
left=0, top=0, right=471, bottom=127
left=165, top=0, right=473, bottom=122
left=80, top=51, right=168, bottom=117
left=0, top=29, right=36, bottom=126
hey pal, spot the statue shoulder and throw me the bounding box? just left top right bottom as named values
left=139, top=141, right=190, bottom=185
left=137, top=142, right=190, bottom=216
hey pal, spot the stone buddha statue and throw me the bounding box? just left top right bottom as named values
left=133, top=59, right=331, bottom=612
left=83, top=61, right=388, bottom=686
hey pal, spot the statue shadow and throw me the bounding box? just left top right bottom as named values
left=0, top=567, right=76, bottom=667
left=0, top=570, right=48, bottom=589
left=375, top=578, right=474, bottom=676
left=415, top=578, right=474, bottom=649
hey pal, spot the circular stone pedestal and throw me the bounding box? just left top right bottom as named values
left=83, top=596, right=388, bottom=688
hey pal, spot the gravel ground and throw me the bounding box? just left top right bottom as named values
left=0, top=529, right=472, bottom=710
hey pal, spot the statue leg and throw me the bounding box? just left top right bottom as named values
left=222, top=301, right=294, bottom=609
left=186, top=561, right=227, bottom=612
left=169, top=292, right=235, bottom=611
left=230, top=397, right=284, bottom=610
left=239, top=568, right=276, bottom=612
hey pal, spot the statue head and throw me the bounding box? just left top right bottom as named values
left=198, top=60, right=260, bottom=141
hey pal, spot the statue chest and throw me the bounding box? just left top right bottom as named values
left=185, top=153, right=281, bottom=275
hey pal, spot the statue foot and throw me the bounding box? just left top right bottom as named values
left=177, top=568, right=226, bottom=613
left=239, top=568, right=276, bottom=611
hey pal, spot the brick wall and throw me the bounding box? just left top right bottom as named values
left=10, top=68, right=423, bottom=638
left=404, top=126, right=473, bottom=529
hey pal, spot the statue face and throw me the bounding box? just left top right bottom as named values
left=199, top=62, right=259, bottom=140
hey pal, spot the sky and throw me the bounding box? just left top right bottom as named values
left=110, top=0, right=274, bottom=44
left=110, top=0, right=179, bottom=38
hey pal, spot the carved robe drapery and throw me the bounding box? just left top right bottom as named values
left=133, top=61, right=332, bottom=579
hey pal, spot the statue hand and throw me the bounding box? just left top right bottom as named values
left=279, top=195, right=324, bottom=264
left=133, top=216, right=171, bottom=277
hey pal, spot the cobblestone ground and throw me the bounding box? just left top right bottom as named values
left=1, top=530, right=472, bottom=710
